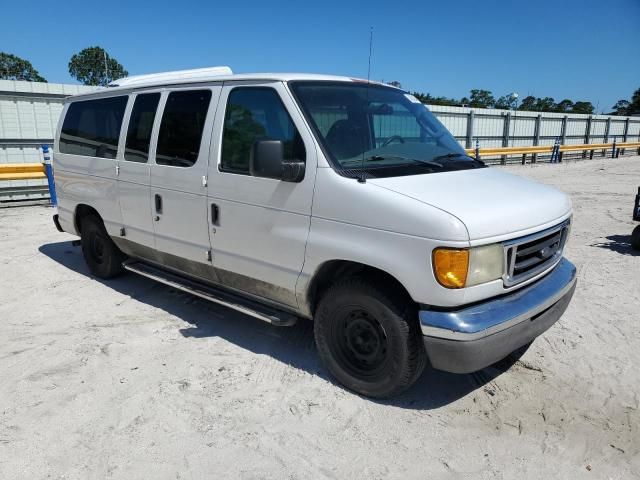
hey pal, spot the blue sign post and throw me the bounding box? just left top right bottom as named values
left=42, top=144, right=57, bottom=206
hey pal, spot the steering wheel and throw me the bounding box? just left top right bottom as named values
left=382, top=135, right=405, bottom=147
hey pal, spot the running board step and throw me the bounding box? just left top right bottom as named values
left=123, top=261, right=298, bottom=327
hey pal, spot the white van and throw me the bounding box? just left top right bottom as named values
left=52, top=67, right=576, bottom=398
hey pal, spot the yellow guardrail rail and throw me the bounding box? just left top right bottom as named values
left=0, top=163, right=47, bottom=180
left=1, top=141, right=639, bottom=181
left=464, top=141, right=640, bottom=157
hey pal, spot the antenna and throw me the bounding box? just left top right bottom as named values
left=358, top=27, right=373, bottom=184
left=367, top=27, right=373, bottom=82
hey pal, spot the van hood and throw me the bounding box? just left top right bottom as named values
left=368, top=167, right=571, bottom=241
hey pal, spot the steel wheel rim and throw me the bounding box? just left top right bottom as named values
left=331, top=307, right=389, bottom=378
left=89, top=231, right=106, bottom=265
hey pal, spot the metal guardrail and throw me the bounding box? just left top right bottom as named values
left=1, top=141, right=639, bottom=182
left=465, top=141, right=640, bottom=164
left=0, top=163, right=48, bottom=206
left=0, top=163, right=46, bottom=180
left=0, top=140, right=637, bottom=205
left=0, top=145, right=57, bottom=205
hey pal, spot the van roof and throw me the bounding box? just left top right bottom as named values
left=69, top=66, right=386, bottom=100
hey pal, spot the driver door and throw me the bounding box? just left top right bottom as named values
left=206, top=81, right=317, bottom=308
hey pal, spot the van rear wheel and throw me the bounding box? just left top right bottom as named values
left=314, top=278, right=426, bottom=398
left=80, top=215, right=125, bottom=279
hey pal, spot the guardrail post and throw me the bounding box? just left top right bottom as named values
left=42, top=144, right=57, bottom=206
left=603, top=117, right=611, bottom=157
left=612, top=136, right=617, bottom=158
left=475, top=138, right=480, bottom=161
left=501, top=112, right=511, bottom=165
left=533, top=114, right=541, bottom=163
left=550, top=137, right=559, bottom=163
left=583, top=115, right=592, bottom=158
left=621, top=117, right=630, bottom=156
left=559, top=115, right=568, bottom=162
left=465, top=110, right=475, bottom=149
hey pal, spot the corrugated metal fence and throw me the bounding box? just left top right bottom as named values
left=429, top=105, right=640, bottom=162
left=1, top=79, right=639, bottom=202
left=0, top=80, right=95, bottom=202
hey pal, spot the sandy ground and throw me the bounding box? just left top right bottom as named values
left=0, top=156, right=639, bottom=480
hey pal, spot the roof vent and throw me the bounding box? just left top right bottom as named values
left=108, top=66, right=233, bottom=87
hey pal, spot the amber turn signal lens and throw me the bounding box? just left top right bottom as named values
left=433, top=248, right=469, bottom=288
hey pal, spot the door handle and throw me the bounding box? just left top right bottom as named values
left=155, top=194, right=163, bottom=214
left=211, top=203, right=219, bottom=225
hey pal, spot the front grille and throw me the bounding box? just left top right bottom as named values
left=503, top=220, right=570, bottom=287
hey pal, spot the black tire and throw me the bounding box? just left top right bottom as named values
left=314, top=277, right=426, bottom=398
left=631, top=225, right=640, bottom=251
left=80, top=214, right=126, bottom=279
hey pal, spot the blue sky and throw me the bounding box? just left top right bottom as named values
left=2, top=0, right=639, bottom=112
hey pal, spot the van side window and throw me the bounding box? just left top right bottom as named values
left=156, top=90, right=212, bottom=167
left=59, top=96, right=127, bottom=159
left=124, top=93, right=160, bottom=163
left=221, top=88, right=306, bottom=175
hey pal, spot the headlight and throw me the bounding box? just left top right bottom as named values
left=433, top=244, right=503, bottom=289
left=467, top=244, right=504, bottom=287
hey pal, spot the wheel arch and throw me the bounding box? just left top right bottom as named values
left=306, top=259, right=415, bottom=316
left=74, top=204, right=102, bottom=235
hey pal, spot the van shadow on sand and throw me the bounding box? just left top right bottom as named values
left=39, top=240, right=523, bottom=410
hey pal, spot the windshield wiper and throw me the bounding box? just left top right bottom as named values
left=342, top=155, right=444, bottom=169
left=431, top=152, right=485, bottom=166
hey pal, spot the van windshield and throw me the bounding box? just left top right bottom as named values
left=290, top=81, right=484, bottom=178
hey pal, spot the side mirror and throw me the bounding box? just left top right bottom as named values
left=250, top=140, right=305, bottom=182
left=282, top=159, right=305, bottom=183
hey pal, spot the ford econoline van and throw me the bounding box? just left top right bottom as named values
left=52, top=67, right=577, bottom=398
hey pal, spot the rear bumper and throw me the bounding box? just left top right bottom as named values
left=419, top=258, right=577, bottom=373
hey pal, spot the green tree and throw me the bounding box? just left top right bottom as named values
left=494, top=95, right=512, bottom=109
left=518, top=96, right=537, bottom=111
left=468, top=89, right=495, bottom=108
left=555, top=99, right=574, bottom=112
left=610, top=88, right=640, bottom=115
left=611, top=100, right=630, bottom=116
left=571, top=101, right=594, bottom=114
left=0, top=52, right=46, bottom=82
left=534, top=97, right=556, bottom=112
left=68, top=46, right=128, bottom=86
left=629, top=88, right=640, bottom=115
left=410, top=92, right=460, bottom=107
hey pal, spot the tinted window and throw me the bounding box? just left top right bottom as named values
left=221, top=88, right=305, bottom=175
left=60, top=96, right=127, bottom=158
left=124, top=93, right=160, bottom=163
left=156, top=90, right=212, bottom=167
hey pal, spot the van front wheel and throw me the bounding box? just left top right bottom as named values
left=80, top=215, right=125, bottom=279
left=314, top=278, right=426, bottom=398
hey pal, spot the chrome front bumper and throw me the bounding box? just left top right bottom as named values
left=419, top=258, right=577, bottom=373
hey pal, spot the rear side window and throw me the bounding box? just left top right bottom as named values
left=59, top=96, right=127, bottom=158
left=221, top=88, right=305, bottom=175
left=156, top=90, right=212, bottom=167
left=124, top=93, right=160, bottom=163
